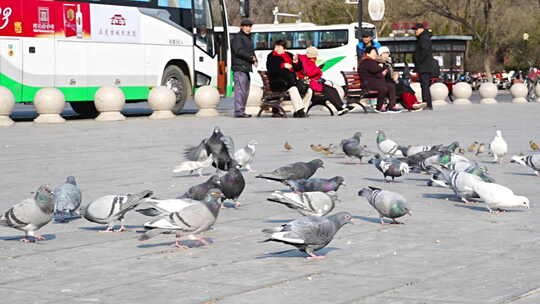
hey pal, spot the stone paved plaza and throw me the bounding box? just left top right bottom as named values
left=2, top=94, right=540, bottom=304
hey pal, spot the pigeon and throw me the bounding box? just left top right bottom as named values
left=432, top=167, right=482, bottom=203
left=260, top=212, right=353, bottom=259
left=341, top=132, right=373, bottom=162
left=184, top=127, right=235, bottom=171
left=284, top=142, right=293, bottom=151
left=376, top=130, right=404, bottom=157
left=369, top=154, right=410, bottom=182
left=467, top=141, right=479, bottom=153
left=358, top=186, right=411, bottom=224
left=310, top=144, right=323, bottom=152
left=490, top=130, right=508, bottom=164
left=136, top=197, right=195, bottom=218
left=472, top=182, right=530, bottom=213
left=285, top=176, right=345, bottom=193
left=138, top=189, right=224, bottom=248
left=405, top=145, right=433, bottom=157
left=267, top=191, right=339, bottom=216
left=220, top=162, right=245, bottom=208
left=81, top=190, right=153, bottom=232
left=53, top=176, right=82, bottom=222
left=529, top=140, right=539, bottom=152
left=476, top=143, right=485, bottom=155
left=234, top=140, right=258, bottom=172
left=0, top=185, right=55, bottom=242
left=173, top=155, right=214, bottom=176
left=429, top=161, right=495, bottom=187
left=256, top=159, right=324, bottom=182
left=179, top=175, right=221, bottom=201
left=510, top=153, right=540, bottom=176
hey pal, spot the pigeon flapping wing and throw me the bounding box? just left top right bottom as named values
left=184, top=139, right=209, bottom=161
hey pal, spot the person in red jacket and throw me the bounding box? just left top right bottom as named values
left=358, top=46, right=402, bottom=113
left=296, top=47, right=352, bottom=116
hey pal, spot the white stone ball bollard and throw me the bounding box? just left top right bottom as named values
left=510, top=83, right=528, bottom=103
left=0, top=86, right=15, bottom=127
left=194, top=86, right=220, bottom=117
left=411, top=82, right=423, bottom=102
left=33, top=88, right=66, bottom=124
left=452, top=82, right=472, bottom=105
left=245, top=85, right=263, bottom=115
left=535, top=83, right=540, bottom=103
left=430, top=82, right=449, bottom=106
left=148, top=86, right=176, bottom=119
left=94, top=86, right=126, bottom=121
left=479, top=82, right=498, bottom=104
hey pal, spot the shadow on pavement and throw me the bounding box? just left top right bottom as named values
left=0, top=234, right=56, bottom=242
left=255, top=247, right=339, bottom=259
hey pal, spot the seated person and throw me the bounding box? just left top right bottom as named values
left=296, top=46, right=352, bottom=116
left=266, top=40, right=312, bottom=118
left=378, top=46, right=426, bottom=111
left=358, top=46, right=401, bottom=113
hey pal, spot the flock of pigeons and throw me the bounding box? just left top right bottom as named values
left=0, top=127, right=538, bottom=259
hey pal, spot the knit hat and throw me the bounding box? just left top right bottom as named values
left=378, top=46, right=390, bottom=55
left=306, top=46, right=319, bottom=58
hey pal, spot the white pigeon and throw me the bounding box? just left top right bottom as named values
left=489, top=130, right=508, bottom=164
left=173, top=155, right=213, bottom=176
left=267, top=191, right=338, bottom=216
left=234, top=140, right=258, bottom=172
left=406, top=145, right=432, bottom=157
left=511, top=153, right=540, bottom=176
left=376, top=130, right=404, bottom=157
left=472, top=182, right=529, bottom=213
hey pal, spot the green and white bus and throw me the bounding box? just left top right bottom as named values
left=228, top=22, right=376, bottom=89
left=0, top=0, right=232, bottom=116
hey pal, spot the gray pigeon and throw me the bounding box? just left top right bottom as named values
left=53, top=176, right=82, bottom=222
left=256, top=159, right=324, bottom=182
left=341, top=132, right=372, bottom=162
left=368, top=154, right=410, bottom=182
left=184, top=127, right=235, bottom=171
left=179, top=175, right=221, bottom=201
left=358, top=186, right=411, bottom=224
left=285, top=176, right=345, bottom=193
left=511, top=153, right=540, bottom=176
left=81, top=190, right=153, bottom=232
left=136, top=197, right=195, bottom=218
left=267, top=191, right=339, bottom=216
left=261, top=212, right=353, bottom=259
left=0, top=185, right=55, bottom=242
left=138, top=189, right=224, bottom=248
left=431, top=166, right=482, bottom=203
left=429, top=161, right=494, bottom=187
left=219, top=162, right=245, bottom=208
left=234, top=140, right=258, bottom=172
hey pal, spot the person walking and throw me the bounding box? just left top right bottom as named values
left=358, top=46, right=402, bottom=113
left=412, top=23, right=434, bottom=110
left=231, top=19, right=257, bottom=118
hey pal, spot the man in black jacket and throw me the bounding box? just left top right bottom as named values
left=413, top=23, right=434, bottom=110
left=231, top=19, right=257, bottom=118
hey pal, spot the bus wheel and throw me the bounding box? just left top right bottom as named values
left=70, top=101, right=98, bottom=118
left=162, top=65, right=191, bottom=115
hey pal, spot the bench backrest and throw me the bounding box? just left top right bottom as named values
left=258, top=71, right=273, bottom=92
left=341, top=71, right=363, bottom=91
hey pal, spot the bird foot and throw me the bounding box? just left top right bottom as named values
left=20, top=238, right=36, bottom=243
left=306, top=255, right=326, bottom=260
left=175, top=240, right=189, bottom=249
left=196, top=238, right=210, bottom=246
left=115, top=227, right=126, bottom=232
left=391, top=220, right=404, bottom=225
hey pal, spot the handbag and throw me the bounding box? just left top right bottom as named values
left=296, top=78, right=310, bottom=96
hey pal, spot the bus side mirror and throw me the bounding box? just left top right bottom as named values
left=240, top=0, right=250, bottom=17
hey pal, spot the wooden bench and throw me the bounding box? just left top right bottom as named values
left=257, top=71, right=288, bottom=117
left=340, top=71, right=379, bottom=113
left=306, top=90, right=335, bottom=116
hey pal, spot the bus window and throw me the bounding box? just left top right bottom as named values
left=193, top=0, right=214, bottom=55
left=293, top=31, right=314, bottom=49
left=157, top=0, right=193, bottom=31
left=318, top=30, right=347, bottom=49
left=269, top=32, right=293, bottom=49
left=158, top=0, right=192, bottom=8
left=252, top=33, right=269, bottom=50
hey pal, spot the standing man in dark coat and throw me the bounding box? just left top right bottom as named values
left=231, top=19, right=257, bottom=118
left=413, top=23, right=434, bottom=110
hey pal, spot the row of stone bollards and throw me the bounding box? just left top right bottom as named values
left=426, top=82, right=540, bottom=105
left=0, top=85, right=224, bottom=127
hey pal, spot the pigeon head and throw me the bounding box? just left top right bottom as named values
left=310, top=159, right=324, bottom=169
left=66, top=176, right=77, bottom=185
left=328, top=212, right=353, bottom=227
left=376, top=130, right=386, bottom=143
left=514, top=196, right=530, bottom=209
left=368, top=154, right=381, bottom=164
left=212, top=126, right=221, bottom=134
left=358, top=186, right=380, bottom=197
left=34, top=185, right=55, bottom=213
left=510, top=155, right=526, bottom=166
left=446, top=141, right=460, bottom=152
left=247, top=139, right=258, bottom=146
left=332, top=176, right=346, bottom=187
left=208, top=175, right=221, bottom=186
left=496, top=130, right=503, bottom=137
left=353, top=132, right=362, bottom=139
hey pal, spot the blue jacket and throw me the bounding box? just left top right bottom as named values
left=356, top=40, right=381, bottom=57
